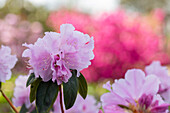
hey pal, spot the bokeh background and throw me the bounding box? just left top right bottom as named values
left=1, top=0, right=170, bottom=112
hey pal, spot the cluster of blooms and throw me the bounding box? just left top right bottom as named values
left=0, top=14, right=43, bottom=73
left=22, top=24, right=94, bottom=84
left=101, top=61, right=170, bottom=113
left=0, top=45, right=17, bottom=82
left=1, top=21, right=170, bottom=113
left=53, top=94, right=100, bottom=113
left=47, top=9, right=169, bottom=82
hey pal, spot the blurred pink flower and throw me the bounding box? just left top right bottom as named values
left=0, top=45, right=17, bottom=82
left=23, top=24, right=94, bottom=84
left=0, top=14, right=43, bottom=73
left=12, top=75, right=31, bottom=108
left=101, top=69, right=169, bottom=113
left=47, top=10, right=169, bottom=82
left=47, top=10, right=96, bottom=35
left=53, top=94, right=100, bottom=113
left=145, top=61, right=170, bottom=103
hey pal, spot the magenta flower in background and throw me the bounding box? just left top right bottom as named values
left=0, top=45, right=17, bottom=82
left=145, top=61, right=170, bottom=103
left=101, top=69, right=169, bottom=113
left=22, top=24, right=94, bottom=84
left=12, top=75, right=32, bottom=108
left=47, top=10, right=96, bottom=35
left=53, top=94, right=100, bottom=113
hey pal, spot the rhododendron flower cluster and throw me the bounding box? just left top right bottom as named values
left=0, top=45, right=17, bottom=82
left=53, top=94, right=100, bottom=113
left=47, top=9, right=169, bottom=82
left=12, top=75, right=32, bottom=108
left=22, top=24, right=94, bottom=84
left=145, top=61, right=170, bottom=103
left=101, top=69, right=169, bottom=113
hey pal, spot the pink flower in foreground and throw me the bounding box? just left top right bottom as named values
left=12, top=75, right=32, bottom=108
left=0, top=45, right=17, bottom=82
left=101, top=69, right=169, bottom=113
left=22, top=24, right=94, bottom=85
left=145, top=61, right=170, bottom=103
left=53, top=94, right=100, bottom=113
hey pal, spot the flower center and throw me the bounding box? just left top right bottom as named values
left=119, top=94, right=153, bottom=113
left=128, top=102, right=150, bottom=113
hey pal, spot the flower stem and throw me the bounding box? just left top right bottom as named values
left=0, top=90, right=18, bottom=113
left=59, top=85, right=64, bottom=113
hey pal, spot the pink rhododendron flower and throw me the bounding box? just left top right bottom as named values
left=12, top=75, right=32, bottom=108
left=145, top=61, right=170, bottom=103
left=101, top=69, right=169, bottom=113
left=22, top=24, right=94, bottom=85
left=53, top=94, right=100, bottom=113
left=0, top=45, right=17, bottom=82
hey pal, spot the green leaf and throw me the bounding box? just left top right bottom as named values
left=36, top=80, right=59, bottom=113
left=30, top=78, right=42, bottom=103
left=20, top=104, right=28, bottom=113
left=26, top=73, right=36, bottom=87
left=20, top=104, right=37, bottom=113
left=78, top=73, right=88, bottom=99
left=0, top=82, right=1, bottom=89
left=63, top=70, right=79, bottom=110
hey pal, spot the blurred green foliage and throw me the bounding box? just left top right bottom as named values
left=120, top=0, right=168, bottom=13
left=0, top=76, right=18, bottom=113
left=0, top=0, right=52, bottom=31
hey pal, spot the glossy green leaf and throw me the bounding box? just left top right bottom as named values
left=20, top=104, right=28, bottom=113
left=30, top=78, right=42, bottom=103
left=36, top=80, right=59, bottom=113
left=78, top=73, right=88, bottom=99
left=63, top=70, right=79, bottom=110
left=20, top=104, right=37, bottom=113
left=26, top=73, right=36, bottom=87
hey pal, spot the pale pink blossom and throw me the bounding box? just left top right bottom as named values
left=145, top=61, right=170, bottom=103
left=22, top=24, right=94, bottom=85
left=0, top=45, right=17, bottom=82
left=101, top=69, right=169, bottom=113
left=12, top=75, right=31, bottom=108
